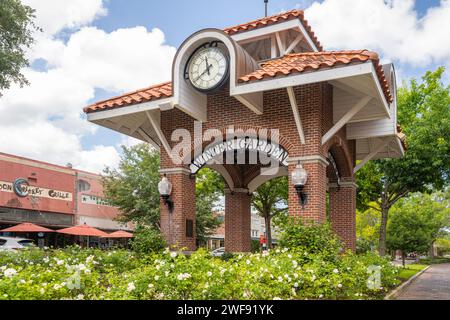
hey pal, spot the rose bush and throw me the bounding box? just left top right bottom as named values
left=0, top=246, right=399, bottom=300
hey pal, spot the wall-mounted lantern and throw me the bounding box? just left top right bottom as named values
left=158, top=174, right=173, bottom=212
left=291, top=163, right=308, bottom=208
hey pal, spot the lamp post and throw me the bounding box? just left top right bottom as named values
left=291, top=163, right=308, bottom=209
left=158, top=174, right=173, bottom=212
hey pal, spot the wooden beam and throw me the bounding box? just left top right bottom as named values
left=353, top=138, right=391, bottom=173
left=137, top=128, right=160, bottom=151
left=275, top=32, right=285, bottom=56
left=145, top=111, right=172, bottom=158
left=235, top=93, right=263, bottom=115
left=271, top=35, right=277, bottom=58
left=322, top=96, right=372, bottom=145
left=287, top=87, right=305, bottom=144
left=284, top=33, right=303, bottom=55
left=129, top=116, right=148, bottom=135
left=104, top=119, right=123, bottom=131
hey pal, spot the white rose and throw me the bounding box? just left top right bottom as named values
left=127, top=282, right=136, bottom=292
left=3, top=268, right=17, bottom=278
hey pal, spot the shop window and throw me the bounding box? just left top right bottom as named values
left=77, top=179, right=91, bottom=192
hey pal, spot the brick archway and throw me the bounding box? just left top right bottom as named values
left=324, top=135, right=357, bottom=252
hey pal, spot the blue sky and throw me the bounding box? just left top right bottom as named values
left=0, top=0, right=448, bottom=173
left=92, top=0, right=441, bottom=47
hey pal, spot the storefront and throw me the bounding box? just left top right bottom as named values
left=84, top=9, right=406, bottom=252
left=0, top=152, right=131, bottom=247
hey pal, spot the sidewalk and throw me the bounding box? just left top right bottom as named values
left=395, top=264, right=450, bottom=300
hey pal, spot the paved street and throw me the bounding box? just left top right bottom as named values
left=396, top=264, right=450, bottom=300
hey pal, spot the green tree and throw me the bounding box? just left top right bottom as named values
left=0, top=0, right=40, bottom=94
left=357, top=68, right=450, bottom=256
left=195, top=168, right=224, bottom=244
left=387, top=192, right=449, bottom=266
left=130, top=225, right=166, bottom=254
left=252, top=176, right=288, bottom=248
left=356, top=205, right=380, bottom=253
left=102, top=144, right=222, bottom=243
left=102, top=144, right=161, bottom=227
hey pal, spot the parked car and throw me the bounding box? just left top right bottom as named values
left=0, top=236, right=36, bottom=251
left=211, top=247, right=225, bottom=257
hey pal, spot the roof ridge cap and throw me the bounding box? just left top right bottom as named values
left=283, top=50, right=379, bottom=58
left=223, top=9, right=304, bottom=31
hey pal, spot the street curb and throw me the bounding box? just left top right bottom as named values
left=384, top=265, right=430, bottom=300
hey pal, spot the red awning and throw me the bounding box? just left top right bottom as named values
left=0, top=223, right=55, bottom=233
left=57, top=224, right=108, bottom=237
left=102, top=230, right=133, bottom=238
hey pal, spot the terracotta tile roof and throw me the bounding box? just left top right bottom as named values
left=223, top=9, right=323, bottom=51
left=84, top=82, right=172, bottom=114
left=238, top=50, right=393, bottom=103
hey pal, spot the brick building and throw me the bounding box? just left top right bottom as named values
left=0, top=152, right=131, bottom=246
left=84, top=9, right=405, bottom=252
left=206, top=210, right=279, bottom=250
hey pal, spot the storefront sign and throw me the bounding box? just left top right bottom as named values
left=81, top=194, right=114, bottom=207
left=0, top=180, right=72, bottom=201
left=13, top=178, right=29, bottom=197
left=190, top=137, right=289, bottom=174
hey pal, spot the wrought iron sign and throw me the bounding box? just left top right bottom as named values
left=328, top=152, right=341, bottom=186
left=190, top=137, right=289, bottom=174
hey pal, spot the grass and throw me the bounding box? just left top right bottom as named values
left=396, top=264, right=428, bottom=282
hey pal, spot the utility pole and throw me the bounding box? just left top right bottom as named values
left=264, top=0, right=269, bottom=17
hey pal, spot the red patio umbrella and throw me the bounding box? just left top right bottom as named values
left=0, top=222, right=55, bottom=233
left=101, top=230, right=133, bottom=238
left=57, top=223, right=108, bottom=247
left=57, top=224, right=108, bottom=237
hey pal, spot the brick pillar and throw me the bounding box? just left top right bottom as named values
left=224, top=189, right=251, bottom=252
left=288, top=158, right=328, bottom=223
left=160, top=169, right=196, bottom=251
left=329, top=182, right=357, bottom=252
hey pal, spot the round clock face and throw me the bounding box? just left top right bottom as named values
left=187, top=45, right=229, bottom=92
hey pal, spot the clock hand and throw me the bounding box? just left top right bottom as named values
left=194, top=64, right=213, bottom=82
left=205, top=57, right=210, bottom=75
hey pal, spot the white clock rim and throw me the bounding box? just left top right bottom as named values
left=187, top=45, right=230, bottom=93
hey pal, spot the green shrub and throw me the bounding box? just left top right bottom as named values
left=130, top=225, right=166, bottom=254
left=419, top=257, right=450, bottom=264
left=278, top=218, right=342, bottom=259
left=220, top=252, right=234, bottom=261
left=251, top=240, right=260, bottom=253
left=0, top=247, right=399, bottom=300
left=356, top=238, right=374, bottom=254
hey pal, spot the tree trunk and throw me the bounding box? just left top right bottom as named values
left=429, top=240, right=435, bottom=260
left=379, top=206, right=389, bottom=256
left=264, top=214, right=272, bottom=249
left=402, top=251, right=406, bottom=268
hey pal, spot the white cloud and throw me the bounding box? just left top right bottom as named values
left=0, top=1, right=175, bottom=173
left=305, top=0, right=450, bottom=68
left=22, top=0, right=107, bottom=36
